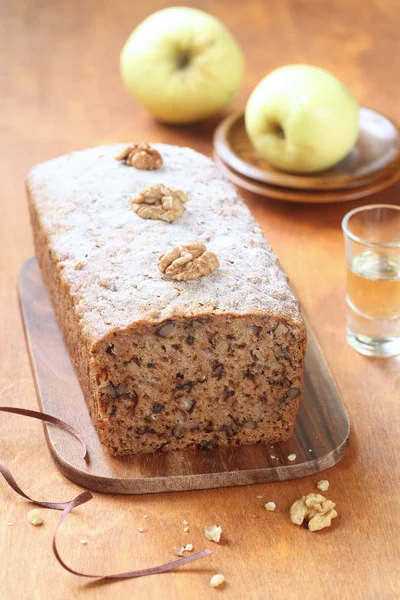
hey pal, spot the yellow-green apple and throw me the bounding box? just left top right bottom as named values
left=120, top=7, right=245, bottom=124
left=245, top=65, right=359, bottom=173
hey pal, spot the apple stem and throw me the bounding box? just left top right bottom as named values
left=274, top=124, right=285, bottom=140
left=177, top=53, right=191, bottom=69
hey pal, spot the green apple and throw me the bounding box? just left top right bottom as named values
left=245, top=65, right=359, bottom=173
left=120, top=7, right=245, bottom=124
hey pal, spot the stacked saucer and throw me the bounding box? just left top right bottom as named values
left=213, top=107, right=400, bottom=203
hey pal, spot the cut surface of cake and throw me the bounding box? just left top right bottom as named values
left=26, top=143, right=306, bottom=456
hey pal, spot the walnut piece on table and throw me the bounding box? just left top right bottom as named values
left=317, top=480, right=330, bottom=492
left=204, top=524, right=222, bottom=542
left=159, top=242, right=219, bottom=281
left=27, top=509, right=43, bottom=526
left=175, top=543, right=193, bottom=557
left=115, top=142, right=163, bottom=170
left=131, top=184, right=187, bottom=223
left=210, top=574, right=225, bottom=588
left=290, top=493, right=337, bottom=532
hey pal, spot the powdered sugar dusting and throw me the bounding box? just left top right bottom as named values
left=27, top=144, right=303, bottom=344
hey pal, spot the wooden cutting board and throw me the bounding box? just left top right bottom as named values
left=18, top=257, right=350, bottom=495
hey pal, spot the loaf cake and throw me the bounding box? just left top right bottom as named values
left=26, top=143, right=306, bottom=456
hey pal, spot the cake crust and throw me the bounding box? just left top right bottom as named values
left=26, top=144, right=306, bottom=456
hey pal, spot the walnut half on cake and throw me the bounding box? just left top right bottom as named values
left=26, top=143, right=306, bottom=456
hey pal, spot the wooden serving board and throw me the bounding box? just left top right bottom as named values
left=19, top=258, right=350, bottom=495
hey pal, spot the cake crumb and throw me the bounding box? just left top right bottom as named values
left=287, top=454, right=297, bottom=462
left=183, top=520, right=188, bottom=525
left=27, top=509, right=43, bottom=526
left=185, top=544, right=193, bottom=551
left=137, top=527, right=148, bottom=533
left=7, top=522, right=13, bottom=526
left=252, top=514, right=259, bottom=519
left=264, top=502, right=276, bottom=512
left=255, top=495, right=263, bottom=499
left=80, top=539, right=88, bottom=545
left=204, top=524, right=222, bottom=543
left=317, top=480, right=329, bottom=492
left=183, top=526, right=189, bottom=532
left=143, top=515, right=148, bottom=519
left=210, top=574, right=225, bottom=588
left=270, top=455, right=277, bottom=459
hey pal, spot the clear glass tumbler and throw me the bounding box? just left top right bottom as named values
left=342, top=204, right=400, bottom=357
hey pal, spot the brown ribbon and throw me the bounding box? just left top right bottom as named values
left=0, top=406, right=212, bottom=580
left=0, top=406, right=87, bottom=459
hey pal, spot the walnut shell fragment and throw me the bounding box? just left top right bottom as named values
left=131, top=184, right=187, bottom=223
left=158, top=242, right=219, bottom=282
left=115, top=142, right=162, bottom=170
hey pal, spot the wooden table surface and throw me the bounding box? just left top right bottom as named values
left=1, top=1, right=399, bottom=598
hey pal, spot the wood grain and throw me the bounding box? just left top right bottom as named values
left=213, top=108, right=400, bottom=190
left=19, top=258, right=350, bottom=494
left=1, top=1, right=400, bottom=599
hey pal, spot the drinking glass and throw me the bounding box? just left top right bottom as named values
left=342, top=204, right=400, bottom=357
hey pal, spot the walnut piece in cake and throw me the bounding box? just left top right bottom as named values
left=115, top=142, right=163, bottom=170
left=290, top=493, right=337, bottom=532
left=158, top=242, right=219, bottom=281
left=131, top=184, right=187, bottom=223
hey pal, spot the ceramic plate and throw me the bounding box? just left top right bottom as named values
left=213, top=151, right=400, bottom=204
left=213, top=107, right=400, bottom=191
